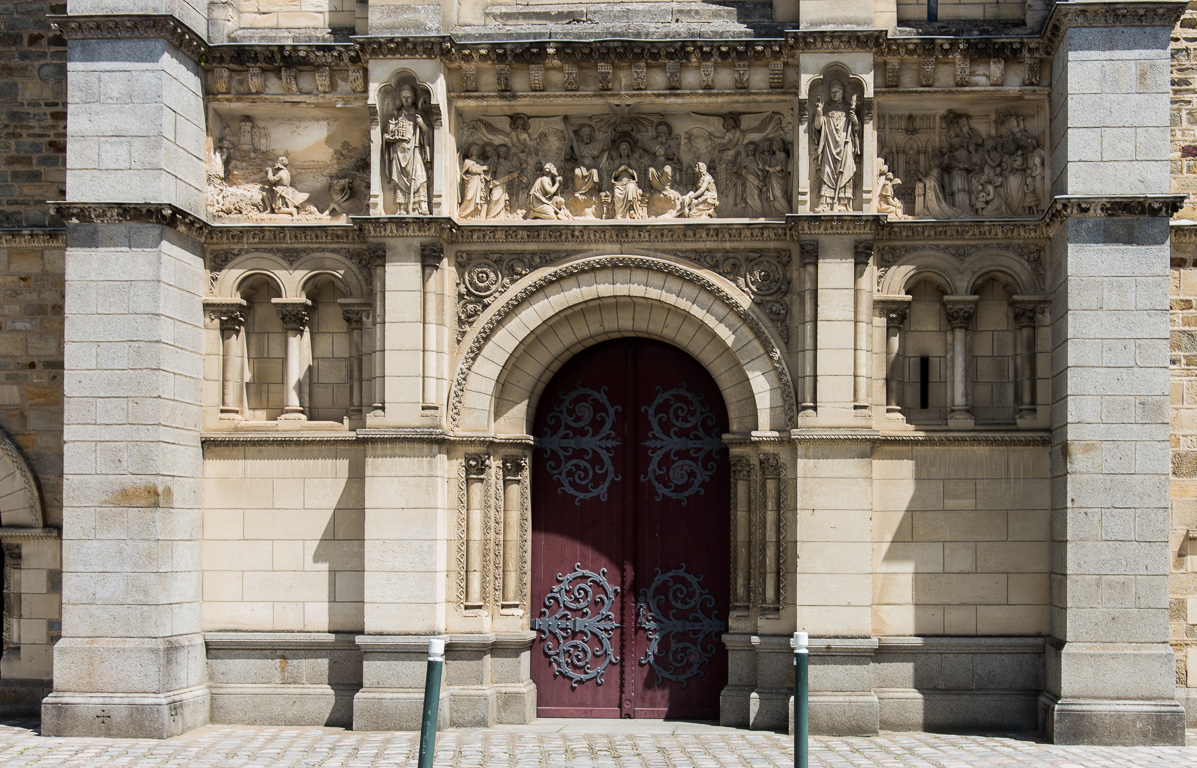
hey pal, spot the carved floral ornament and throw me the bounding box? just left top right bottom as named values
left=455, top=249, right=792, bottom=343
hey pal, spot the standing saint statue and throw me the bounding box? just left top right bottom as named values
left=812, top=80, right=860, bottom=213
left=383, top=85, right=431, bottom=215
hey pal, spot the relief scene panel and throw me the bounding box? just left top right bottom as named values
left=455, top=104, right=793, bottom=221
left=877, top=101, right=1046, bottom=220
left=207, top=106, right=370, bottom=222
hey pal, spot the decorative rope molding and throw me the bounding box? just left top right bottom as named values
left=0, top=528, right=60, bottom=540
left=790, top=429, right=1050, bottom=446
left=0, top=228, right=65, bottom=248
left=201, top=432, right=358, bottom=445
left=448, top=255, right=799, bottom=430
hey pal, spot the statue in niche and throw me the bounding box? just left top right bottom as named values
left=876, top=161, right=908, bottom=220
left=647, top=164, right=683, bottom=218
left=457, top=144, right=489, bottom=220
left=610, top=163, right=646, bottom=219
left=383, top=85, right=431, bottom=215
left=527, top=163, right=572, bottom=220
left=812, top=79, right=860, bottom=213
left=881, top=108, right=1045, bottom=220
left=262, top=156, right=310, bottom=217
left=682, top=162, right=718, bottom=219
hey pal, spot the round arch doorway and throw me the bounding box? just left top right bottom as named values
left=530, top=338, right=730, bottom=719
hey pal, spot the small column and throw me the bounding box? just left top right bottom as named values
left=799, top=242, right=817, bottom=413
left=730, top=454, right=754, bottom=611
left=371, top=262, right=385, bottom=417
left=464, top=453, right=490, bottom=610
left=852, top=241, right=872, bottom=412
left=273, top=298, right=311, bottom=421
left=875, top=296, right=911, bottom=420
left=760, top=453, right=783, bottom=612
left=500, top=456, right=526, bottom=611
left=339, top=301, right=371, bottom=422
left=421, top=243, right=443, bottom=412
left=204, top=299, right=247, bottom=419
left=942, top=295, right=978, bottom=428
left=1010, top=296, right=1044, bottom=424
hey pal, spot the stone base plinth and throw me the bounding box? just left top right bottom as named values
left=41, top=685, right=210, bottom=739
left=1040, top=695, right=1186, bottom=745
left=352, top=689, right=449, bottom=731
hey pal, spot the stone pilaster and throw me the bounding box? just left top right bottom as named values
left=43, top=18, right=210, bottom=738
left=1041, top=0, right=1187, bottom=746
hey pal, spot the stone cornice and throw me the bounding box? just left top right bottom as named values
left=1043, top=194, right=1184, bottom=232
left=49, top=14, right=207, bottom=60
left=878, top=218, right=1048, bottom=243
left=51, top=202, right=209, bottom=240
left=792, top=429, right=1050, bottom=446
left=0, top=228, right=65, bottom=248
left=1171, top=222, right=1197, bottom=243
left=1042, top=0, right=1187, bottom=52
left=0, top=527, right=61, bottom=540
left=55, top=5, right=1186, bottom=70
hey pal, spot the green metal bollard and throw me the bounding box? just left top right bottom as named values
left=793, top=631, right=808, bottom=768
left=417, top=637, right=445, bottom=768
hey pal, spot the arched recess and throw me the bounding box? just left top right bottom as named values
left=450, top=255, right=797, bottom=435
left=0, top=428, right=44, bottom=531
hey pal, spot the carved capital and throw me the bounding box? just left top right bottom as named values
left=272, top=299, right=311, bottom=331
left=875, top=298, right=910, bottom=328
left=465, top=453, right=491, bottom=477
left=854, top=240, right=873, bottom=265
left=340, top=300, right=371, bottom=326
left=731, top=455, right=754, bottom=479
left=1010, top=296, right=1048, bottom=328
left=942, top=296, right=978, bottom=328
left=204, top=299, right=247, bottom=330
left=799, top=241, right=818, bottom=265
left=421, top=242, right=444, bottom=268
left=759, top=453, right=784, bottom=478
left=502, top=456, right=526, bottom=480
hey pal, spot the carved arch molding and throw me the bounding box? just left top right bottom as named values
left=449, top=254, right=799, bottom=431
left=0, top=428, right=44, bottom=530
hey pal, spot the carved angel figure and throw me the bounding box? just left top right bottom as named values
left=685, top=111, right=786, bottom=217
left=875, top=162, right=908, bottom=220
left=813, top=80, right=859, bottom=212
left=324, top=176, right=352, bottom=217
left=383, top=85, right=430, bottom=215
left=682, top=162, right=718, bottom=219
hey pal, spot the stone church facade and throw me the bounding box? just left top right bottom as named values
left=0, top=0, right=1195, bottom=746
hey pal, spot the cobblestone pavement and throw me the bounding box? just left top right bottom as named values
left=0, top=720, right=1193, bottom=767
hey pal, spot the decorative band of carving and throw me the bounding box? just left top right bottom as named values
left=0, top=527, right=60, bottom=540
left=1044, top=195, right=1184, bottom=230
left=0, top=228, right=65, bottom=248
left=1042, top=1, right=1186, bottom=51
left=51, top=202, right=208, bottom=240
left=790, top=429, right=1050, bottom=446
left=449, top=255, right=798, bottom=430
left=50, top=14, right=206, bottom=60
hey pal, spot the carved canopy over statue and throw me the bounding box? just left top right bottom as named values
left=379, top=74, right=436, bottom=216
left=456, top=105, right=792, bottom=221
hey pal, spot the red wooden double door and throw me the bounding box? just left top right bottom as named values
left=531, top=339, right=730, bottom=719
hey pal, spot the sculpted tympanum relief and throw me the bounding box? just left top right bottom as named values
left=207, top=111, right=369, bottom=221
left=456, top=107, right=792, bottom=221
left=878, top=108, right=1045, bottom=219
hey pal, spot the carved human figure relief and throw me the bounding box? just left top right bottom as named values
left=682, top=162, right=719, bottom=218
left=382, top=84, right=432, bottom=215
left=262, top=157, right=311, bottom=217
left=812, top=79, right=860, bottom=213
left=876, top=161, right=909, bottom=220
left=456, top=106, right=790, bottom=221
left=527, top=163, right=572, bottom=220
left=878, top=108, right=1046, bottom=220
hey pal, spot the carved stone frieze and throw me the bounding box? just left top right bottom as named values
left=875, top=241, right=1046, bottom=290
left=455, top=248, right=792, bottom=343
left=51, top=202, right=208, bottom=240
left=50, top=14, right=206, bottom=60
left=206, top=244, right=382, bottom=293
left=457, top=106, right=791, bottom=221
left=877, top=107, right=1045, bottom=220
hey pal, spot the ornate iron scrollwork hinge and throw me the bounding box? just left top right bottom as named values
left=640, top=384, right=723, bottom=505
left=637, top=564, right=726, bottom=687
left=531, top=564, right=621, bottom=689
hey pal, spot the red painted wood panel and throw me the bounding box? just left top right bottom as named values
left=531, top=339, right=729, bottom=720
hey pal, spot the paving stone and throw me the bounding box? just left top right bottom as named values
left=0, top=721, right=1192, bottom=767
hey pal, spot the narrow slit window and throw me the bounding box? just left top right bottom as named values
left=919, top=356, right=930, bottom=410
